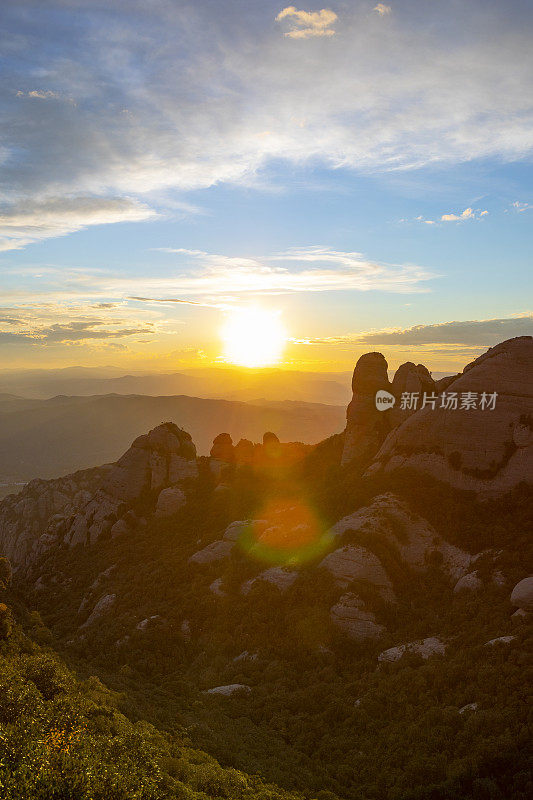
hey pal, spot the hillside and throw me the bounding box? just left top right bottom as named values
left=0, top=337, right=531, bottom=799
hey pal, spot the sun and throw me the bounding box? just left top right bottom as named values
left=221, top=307, right=286, bottom=368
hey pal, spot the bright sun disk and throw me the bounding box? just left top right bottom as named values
left=221, top=307, right=286, bottom=367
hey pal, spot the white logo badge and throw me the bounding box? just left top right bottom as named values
left=375, top=390, right=396, bottom=411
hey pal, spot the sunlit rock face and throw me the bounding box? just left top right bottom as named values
left=341, top=352, right=394, bottom=466
left=367, top=337, right=533, bottom=496
left=103, top=422, right=197, bottom=501
left=0, top=467, right=108, bottom=569
left=0, top=423, right=199, bottom=568
left=63, top=423, right=198, bottom=547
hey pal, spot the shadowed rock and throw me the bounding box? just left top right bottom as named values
left=330, top=593, right=385, bottom=640
left=378, top=637, right=445, bottom=663
left=510, top=576, right=533, bottom=612
left=319, top=545, right=395, bottom=599
left=341, top=352, right=393, bottom=465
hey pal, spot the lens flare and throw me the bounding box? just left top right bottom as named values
left=237, top=497, right=333, bottom=566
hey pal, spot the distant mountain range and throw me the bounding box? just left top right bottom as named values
left=0, top=365, right=456, bottom=405
left=0, top=392, right=345, bottom=482
left=0, top=366, right=353, bottom=405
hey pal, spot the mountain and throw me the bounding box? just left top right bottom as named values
left=0, top=393, right=345, bottom=482
left=366, top=336, right=533, bottom=496
left=0, top=337, right=531, bottom=800
left=0, top=366, right=353, bottom=405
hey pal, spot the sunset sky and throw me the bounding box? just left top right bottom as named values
left=1, top=0, right=532, bottom=372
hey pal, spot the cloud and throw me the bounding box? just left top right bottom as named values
left=374, top=4, right=391, bottom=16
left=0, top=196, right=156, bottom=251
left=0, top=245, right=435, bottom=311
left=0, top=1, right=532, bottom=248
left=441, top=207, right=477, bottom=222
left=414, top=207, right=488, bottom=225
left=140, top=246, right=435, bottom=297
left=511, top=200, right=532, bottom=212
left=17, top=89, right=62, bottom=100
left=276, top=7, right=337, bottom=39
left=355, top=315, right=533, bottom=346
left=0, top=317, right=155, bottom=347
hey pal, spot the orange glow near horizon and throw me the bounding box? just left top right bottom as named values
left=220, top=307, right=286, bottom=368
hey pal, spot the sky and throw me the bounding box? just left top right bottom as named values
left=0, top=0, right=532, bottom=373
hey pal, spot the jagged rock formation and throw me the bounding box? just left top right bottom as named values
left=378, top=637, right=446, bottom=663
left=341, top=352, right=394, bottom=465
left=330, top=593, right=385, bottom=640
left=366, top=337, right=533, bottom=496
left=209, top=431, right=311, bottom=474
left=510, top=577, right=533, bottom=612
left=0, top=466, right=109, bottom=568
left=234, top=438, right=254, bottom=464
left=0, top=423, right=198, bottom=568
left=63, top=422, right=197, bottom=548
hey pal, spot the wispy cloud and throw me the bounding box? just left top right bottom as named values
left=0, top=196, right=156, bottom=251
left=374, top=4, right=392, bottom=16
left=276, top=7, right=337, bottom=39
left=511, top=200, right=532, bottom=212
left=142, top=246, right=436, bottom=297
left=0, top=246, right=436, bottom=310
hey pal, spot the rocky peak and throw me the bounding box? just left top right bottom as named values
left=210, top=432, right=235, bottom=462
left=351, top=352, right=390, bottom=394
left=102, top=422, right=197, bottom=501
left=0, top=422, right=199, bottom=569
left=341, top=352, right=393, bottom=465
left=391, top=361, right=435, bottom=424
left=368, top=336, right=533, bottom=496
left=392, top=361, right=434, bottom=395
